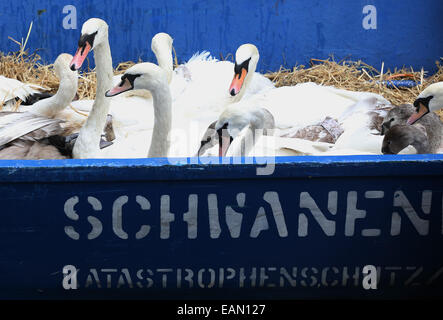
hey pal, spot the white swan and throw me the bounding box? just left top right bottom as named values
left=0, top=54, right=78, bottom=145
left=106, top=63, right=171, bottom=157
left=68, top=24, right=274, bottom=159
left=68, top=23, right=189, bottom=158
left=69, top=18, right=165, bottom=158
left=69, top=18, right=117, bottom=158
left=228, top=44, right=389, bottom=136
left=0, top=54, right=79, bottom=159
left=118, top=32, right=273, bottom=112
left=122, top=40, right=275, bottom=158
left=238, top=82, right=443, bottom=157
left=110, top=32, right=174, bottom=100
left=105, top=61, right=279, bottom=159
left=172, top=44, right=275, bottom=122
left=127, top=35, right=274, bottom=124
left=197, top=44, right=394, bottom=157
left=196, top=104, right=358, bottom=157
left=202, top=104, right=275, bottom=157
left=408, top=82, right=443, bottom=124
left=106, top=62, right=282, bottom=159
left=67, top=20, right=195, bottom=158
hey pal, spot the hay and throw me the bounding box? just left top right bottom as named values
left=0, top=50, right=54, bottom=90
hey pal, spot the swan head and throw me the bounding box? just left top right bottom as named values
left=382, top=124, right=428, bottom=154
left=408, top=82, right=443, bottom=125
left=54, top=53, right=77, bottom=80
left=229, top=44, right=260, bottom=97
left=151, top=32, right=173, bottom=56
left=70, top=18, right=109, bottom=71
left=105, top=62, right=169, bottom=97
left=151, top=32, right=174, bottom=83
left=211, top=105, right=274, bottom=157
left=381, top=104, right=414, bottom=135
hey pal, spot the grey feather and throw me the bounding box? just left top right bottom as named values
left=0, top=140, right=67, bottom=160
left=381, top=104, right=442, bottom=152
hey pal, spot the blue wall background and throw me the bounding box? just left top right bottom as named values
left=0, top=0, right=442, bottom=73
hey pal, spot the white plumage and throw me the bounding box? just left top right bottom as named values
left=0, top=76, right=49, bottom=110
left=0, top=54, right=79, bottom=152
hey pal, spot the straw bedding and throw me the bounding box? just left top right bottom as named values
left=265, top=57, right=443, bottom=120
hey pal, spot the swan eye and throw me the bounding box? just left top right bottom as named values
left=199, top=137, right=212, bottom=149
left=216, top=123, right=229, bottom=137
left=413, top=96, right=433, bottom=111
left=234, top=57, right=251, bottom=75
left=121, top=74, right=142, bottom=87
left=78, top=31, right=98, bottom=52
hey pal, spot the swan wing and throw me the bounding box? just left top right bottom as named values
left=246, top=135, right=335, bottom=156
left=333, top=127, right=384, bottom=154
left=243, top=72, right=275, bottom=99
left=322, top=84, right=390, bottom=105
left=0, top=112, right=64, bottom=147
left=258, top=85, right=356, bottom=130
left=0, top=76, right=49, bottom=106
left=70, top=100, right=94, bottom=113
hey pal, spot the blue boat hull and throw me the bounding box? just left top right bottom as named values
left=1, top=0, right=442, bottom=300
left=0, top=155, right=442, bottom=299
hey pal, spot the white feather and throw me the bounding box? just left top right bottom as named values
left=0, top=112, right=63, bottom=147
left=0, top=76, right=49, bottom=109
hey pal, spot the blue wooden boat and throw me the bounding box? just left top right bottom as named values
left=1, top=155, right=442, bottom=299
left=0, top=0, right=442, bottom=299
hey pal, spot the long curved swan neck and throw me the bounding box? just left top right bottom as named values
left=92, top=39, right=113, bottom=111
left=148, top=83, right=172, bottom=157
left=29, top=55, right=78, bottom=117
left=155, top=50, right=173, bottom=84
left=29, top=78, right=76, bottom=117
left=73, top=40, right=113, bottom=158
left=52, top=79, right=77, bottom=109
left=151, top=33, right=174, bottom=83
